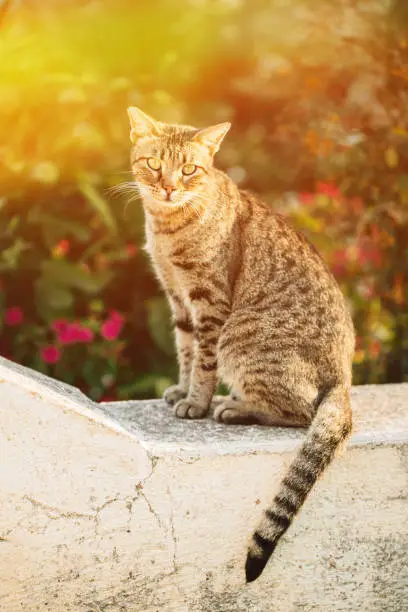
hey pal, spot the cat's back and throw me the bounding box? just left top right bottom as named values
left=234, top=189, right=353, bottom=333
left=236, top=189, right=329, bottom=278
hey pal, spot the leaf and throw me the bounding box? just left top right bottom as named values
left=146, top=297, right=174, bottom=356
left=29, top=213, right=91, bottom=243
left=45, top=286, right=74, bottom=309
left=78, top=180, right=117, bottom=233
left=35, top=279, right=74, bottom=319
left=41, top=260, right=113, bottom=295
left=397, top=174, right=408, bottom=196
left=118, top=374, right=172, bottom=400
left=0, top=239, right=30, bottom=271
left=154, top=377, right=174, bottom=397
left=384, top=147, right=398, bottom=168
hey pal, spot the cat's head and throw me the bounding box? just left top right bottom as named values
left=127, top=106, right=230, bottom=209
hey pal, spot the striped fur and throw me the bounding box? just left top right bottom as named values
left=127, top=106, right=355, bottom=582
left=245, top=385, right=351, bottom=582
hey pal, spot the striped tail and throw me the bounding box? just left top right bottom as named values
left=245, top=384, right=352, bottom=583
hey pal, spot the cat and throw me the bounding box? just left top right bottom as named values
left=126, top=106, right=355, bottom=583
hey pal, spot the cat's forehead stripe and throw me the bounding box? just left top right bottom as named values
left=156, top=130, right=196, bottom=165
left=131, top=124, right=206, bottom=168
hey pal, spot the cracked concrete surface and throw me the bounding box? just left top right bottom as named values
left=0, top=356, right=407, bottom=611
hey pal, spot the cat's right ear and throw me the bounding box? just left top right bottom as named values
left=192, top=122, right=231, bottom=156
left=127, top=107, right=160, bottom=144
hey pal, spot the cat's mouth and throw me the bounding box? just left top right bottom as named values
left=154, top=187, right=189, bottom=207
left=146, top=192, right=184, bottom=210
left=142, top=185, right=200, bottom=211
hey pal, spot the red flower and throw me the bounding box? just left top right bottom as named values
left=52, top=239, right=70, bottom=258
left=358, top=246, right=382, bottom=268
left=41, top=345, right=61, bottom=364
left=369, top=340, right=381, bottom=359
left=99, top=395, right=117, bottom=403
left=101, top=311, right=124, bottom=341
left=5, top=307, right=24, bottom=326
left=316, top=182, right=341, bottom=198
left=126, top=243, right=137, bottom=257
left=349, top=197, right=363, bottom=214
left=299, top=192, right=315, bottom=205
left=332, top=249, right=349, bottom=276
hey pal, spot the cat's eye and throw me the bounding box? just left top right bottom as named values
left=182, top=164, right=197, bottom=176
left=147, top=157, right=161, bottom=171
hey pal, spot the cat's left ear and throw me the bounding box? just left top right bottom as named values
left=192, top=122, right=231, bottom=156
left=127, top=106, right=161, bottom=144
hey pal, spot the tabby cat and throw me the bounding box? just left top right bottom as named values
left=126, top=106, right=355, bottom=583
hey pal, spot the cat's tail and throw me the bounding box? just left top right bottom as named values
left=245, top=384, right=352, bottom=583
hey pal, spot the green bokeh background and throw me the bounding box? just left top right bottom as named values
left=0, top=0, right=407, bottom=400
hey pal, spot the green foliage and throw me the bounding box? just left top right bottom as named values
left=0, top=0, right=407, bottom=399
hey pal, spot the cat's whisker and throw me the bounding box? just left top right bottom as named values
left=113, top=170, right=134, bottom=176
left=122, top=192, right=144, bottom=216
left=109, top=182, right=147, bottom=217
left=185, top=197, right=204, bottom=222
left=107, top=182, right=140, bottom=198
left=183, top=191, right=209, bottom=217
left=107, top=180, right=136, bottom=189
left=187, top=191, right=223, bottom=222
left=190, top=204, right=202, bottom=222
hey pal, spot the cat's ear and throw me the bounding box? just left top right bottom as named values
left=127, top=107, right=161, bottom=143
left=192, top=122, right=231, bottom=155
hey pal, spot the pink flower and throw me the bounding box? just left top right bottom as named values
left=53, top=320, right=78, bottom=345
left=52, top=320, right=94, bottom=344
left=52, top=319, right=68, bottom=333
left=5, top=307, right=24, bottom=326
left=110, top=310, right=124, bottom=322
left=101, top=311, right=124, bottom=341
left=59, top=326, right=78, bottom=345
left=76, top=326, right=94, bottom=343
left=41, top=345, right=61, bottom=364
left=316, top=182, right=341, bottom=198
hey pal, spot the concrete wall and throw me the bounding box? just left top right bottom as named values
left=0, top=356, right=407, bottom=611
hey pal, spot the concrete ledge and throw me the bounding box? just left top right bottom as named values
left=0, top=356, right=407, bottom=611
left=99, top=384, right=408, bottom=457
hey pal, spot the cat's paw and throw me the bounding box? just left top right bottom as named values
left=174, top=398, right=209, bottom=419
left=163, top=385, right=187, bottom=406
left=214, top=400, right=260, bottom=425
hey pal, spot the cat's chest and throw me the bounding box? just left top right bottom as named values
left=146, top=233, right=219, bottom=293
left=147, top=237, right=198, bottom=274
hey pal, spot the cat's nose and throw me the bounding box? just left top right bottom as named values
left=163, top=185, right=177, bottom=200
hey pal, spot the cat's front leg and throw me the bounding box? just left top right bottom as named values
left=174, top=306, right=226, bottom=419
left=163, top=298, right=194, bottom=406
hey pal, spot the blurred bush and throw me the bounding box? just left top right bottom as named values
left=0, top=0, right=406, bottom=399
